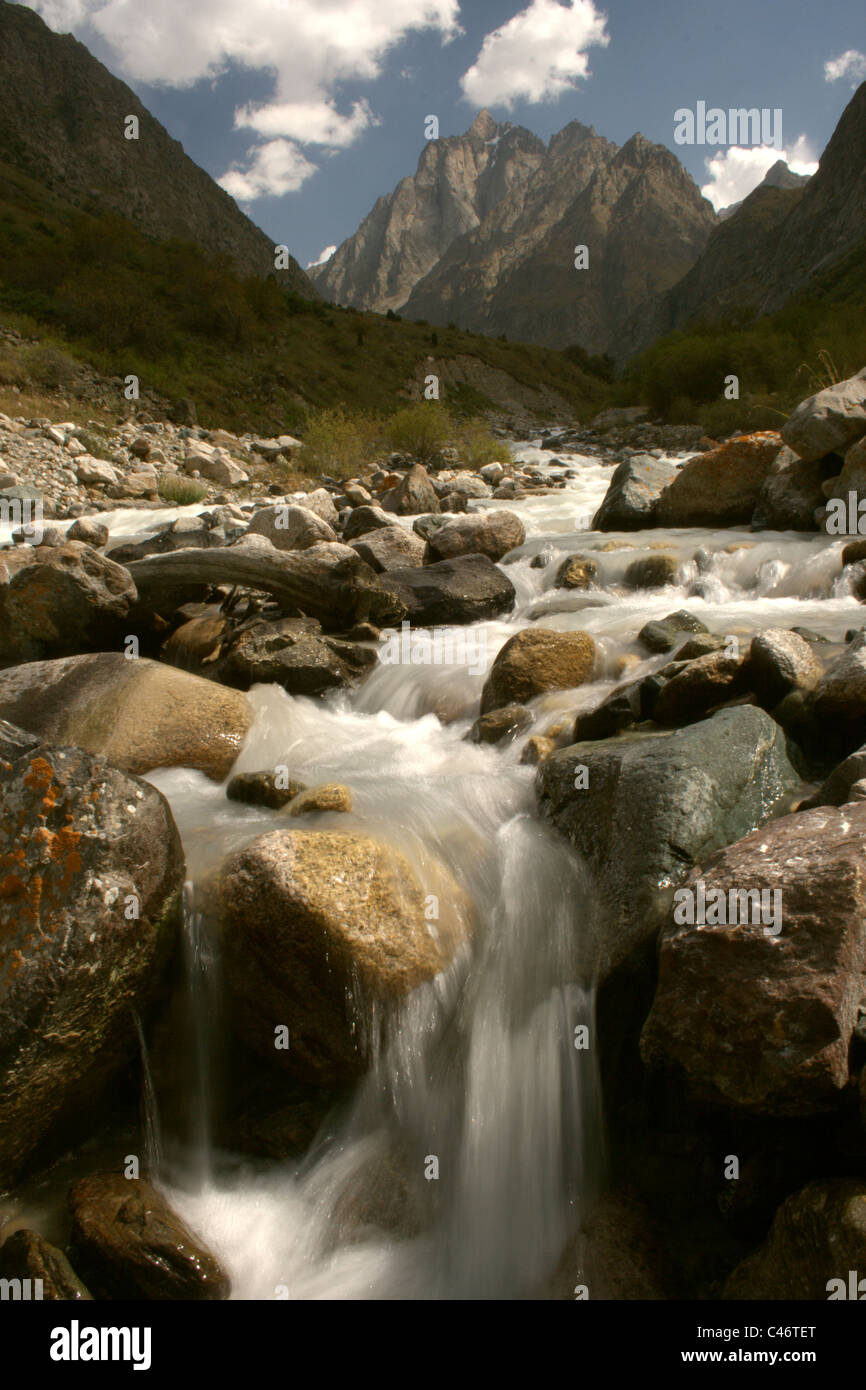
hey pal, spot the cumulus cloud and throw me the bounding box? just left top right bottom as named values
left=460, top=0, right=608, bottom=109
left=701, top=135, right=819, bottom=212
left=307, top=244, right=337, bottom=268
left=824, top=49, right=866, bottom=86
left=23, top=0, right=461, bottom=197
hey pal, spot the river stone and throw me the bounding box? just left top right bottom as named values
left=221, top=829, right=473, bottom=1085
left=68, top=1175, right=229, bottom=1300
left=218, top=619, right=376, bottom=696
left=592, top=455, right=677, bottom=531
left=798, top=743, right=866, bottom=810
left=0, top=542, right=136, bottom=666
left=781, top=368, right=866, bottom=462
left=343, top=505, right=396, bottom=541
left=67, top=517, right=109, bottom=548
left=751, top=446, right=825, bottom=530
left=0, top=653, right=251, bottom=781
left=76, top=455, right=118, bottom=486
left=383, top=463, right=440, bottom=516
left=351, top=525, right=426, bottom=572
left=624, top=554, right=677, bottom=589
left=749, top=628, right=822, bottom=707
left=468, top=703, right=533, bottom=745
left=657, top=433, right=783, bottom=527
left=227, top=770, right=306, bottom=808
left=652, top=649, right=750, bottom=725
left=638, top=611, right=708, bottom=653
left=809, top=631, right=866, bottom=751
left=381, top=554, right=515, bottom=626
left=425, top=511, right=525, bottom=564
left=536, top=707, right=800, bottom=981
left=641, top=803, right=866, bottom=1115
left=0, top=726, right=183, bottom=1187
left=555, top=554, right=598, bottom=590
left=0, top=1229, right=92, bottom=1300
left=299, top=488, right=340, bottom=527
left=285, top=783, right=353, bottom=816
left=247, top=504, right=338, bottom=551
left=723, top=1181, right=866, bottom=1300
left=480, top=629, right=596, bottom=714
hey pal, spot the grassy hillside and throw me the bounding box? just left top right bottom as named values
left=0, top=160, right=613, bottom=435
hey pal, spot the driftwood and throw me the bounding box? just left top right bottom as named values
left=123, top=540, right=405, bottom=630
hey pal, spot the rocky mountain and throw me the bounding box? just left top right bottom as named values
left=717, top=158, right=810, bottom=219
left=0, top=0, right=314, bottom=295
left=630, top=83, right=866, bottom=351
left=312, top=111, right=717, bottom=360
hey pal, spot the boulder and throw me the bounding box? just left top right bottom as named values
left=67, top=518, right=109, bottom=548
left=301, top=488, right=340, bottom=527
left=218, top=619, right=376, bottom=696
left=781, top=368, right=866, bottom=462
left=537, top=707, right=800, bottom=980
left=221, top=829, right=473, bottom=1084
left=656, top=433, right=784, bottom=527
left=351, top=526, right=426, bottom=572
left=0, top=1229, right=91, bottom=1300
left=641, top=803, right=866, bottom=1115
left=343, top=505, right=396, bottom=541
left=751, top=446, right=825, bottom=530
left=285, top=783, right=352, bottom=816
left=723, top=1181, right=866, bottom=1300
left=0, top=724, right=183, bottom=1186
left=555, top=554, right=597, bottom=590
left=383, top=463, right=439, bottom=516
left=69, top=1175, right=229, bottom=1300
left=381, top=554, right=515, bottom=626
left=798, top=743, right=866, bottom=810
left=0, top=542, right=136, bottom=666
left=0, top=653, right=251, bottom=781
left=468, top=703, right=533, bottom=745
left=247, top=504, right=338, bottom=551
left=193, top=453, right=248, bottom=487
left=226, top=770, right=306, bottom=809
left=592, top=454, right=677, bottom=531
left=480, top=629, right=596, bottom=714
left=749, top=628, right=822, bottom=707
left=425, top=510, right=525, bottom=563
left=652, top=649, right=750, bottom=725
left=75, top=456, right=118, bottom=487
left=810, top=631, right=866, bottom=750
left=638, top=611, right=708, bottom=654
left=624, top=554, right=678, bottom=589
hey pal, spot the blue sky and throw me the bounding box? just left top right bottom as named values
left=21, top=0, right=866, bottom=269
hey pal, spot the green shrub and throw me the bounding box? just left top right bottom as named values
left=0, top=352, right=28, bottom=386
left=299, top=405, right=383, bottom=478
left=22, top=342, right=80, bottom=389
left=455, top=416, right=513, bottom=469
left=385, top=401, right=452, bottom=464
left=158, top=475, right=208, bottom=504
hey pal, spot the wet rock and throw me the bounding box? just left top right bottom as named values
left=624, top=554, right=678, bottom=589
left=480, top=629, right=596, bottom=714
left=723, top=1180, right=866, bottom=1300
left=351, top=525, right=426, bottom=571
left=751, top=446, right=825, bottom=530
left=551, top=1188, right=682, bottom=1300
left=555, top=554, right=598, bottom=590
left=0, top=728, right=183, bottom=1186
left=69, top=1175, right=229, bottom=1300
left=425, top=511, right=525, bottom=564
left=641, top=803, right=866, bottom=1115
left=537, top=707, right=800, bottom=980
left=781, top=368, right=866, bottom=462
left=0, top=653, right=251, bottom=781
left=468, top=703, right=533, bottom=745
left=0, top=1229, right=92, bottom=1300
left=652, top=649, right=750, bottom=725
left=656, top=433, right=784, bottom=526
left=247, top=504, right=338, bottom=550
left=638, top=611, right=708, bottom=653
left=218, top=618, right=376, bottom=696
left=592, top=455, right=677, bottom=531
left=221, top=829, right=473, bottom=1085
left=574, top=683, right=643, bottom=741
left=749, top=628, right=822, bottom=707
left=285, top=783, right=352, bottom=816
left=227, top=770, right=306, bottom=809
left=383, top=463, right=439, bottom=516
left=0, top=542, right=136, bottom=666
left=381, top=554, right=515, bottom=626
left=520, top=734, right=556, bottom=765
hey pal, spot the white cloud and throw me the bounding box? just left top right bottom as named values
left=219, top=139, right=317, bottom=199
left=701, top=135, right=819, bottom=212
left=23, top=0, right=462, bottom=197
left=307, top=244, right=337, bottom=268
left=460, top=0, right=608, bottom=109
left=824, top=49, right=866, bottom=86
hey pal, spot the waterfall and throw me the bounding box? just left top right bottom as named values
left=133, top=1011, right=163, bottom=1179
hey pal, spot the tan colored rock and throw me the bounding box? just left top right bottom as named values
left=480, top=628, right=596, bottom=714
left=656, top=432, right=783, bottom=526
left=286, top=783, right=353, bottom=816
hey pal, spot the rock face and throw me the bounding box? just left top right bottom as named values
left=221, top=829, right=473, bottom=1085
left=592, top=455, right=678, bottom=531
left=723, top=1181, right=866, bottom=1300
left=641, top=803, right=866, bottom=1115
left=0, top=653, right=251, bottom=781
left=0, top=1, right=314, bottom=293
left=426, top=511, right=525, bottom=563
left=312, top=111, right=715, bottom=357
left=0, top=1229, right=91, bottom=1300
left=69, top=1175, right=229, bottom=1300
left=381, top=554, right=515, bottom=625
left=782, top=368, right=866, bottom=462
left=0, top=723, right=183, bottom=1186
left=0, top=542, right=136, bottom=665
left=536, top=707, right=800, bottom=980
left=480, top=629, right=596, bottom=713
left=655, top=433, right=783, bottom=527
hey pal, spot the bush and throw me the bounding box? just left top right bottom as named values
left=299, top=405, right=383, bottom=478
left=0, top=352, right=28, bottom=387
left=455, top=417, right=513, bottom=469
left=158, top=475, right=208, bottom=504
left=74, top=427, right=112, bottom=460
left=385, top=401, right=452, bottom=465
left=22, top=342, right=80, bottom=389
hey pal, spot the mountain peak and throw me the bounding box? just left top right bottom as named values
left=468, top=110, right=498, bottom=140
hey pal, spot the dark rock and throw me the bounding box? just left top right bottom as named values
left=638, top=610, right=708, bottom=653
left=226, top=770, right=307, bottom=809
left=0, top=1229, right=92, bottom=1300
left=380, top=554, right=515, bottom=626
left=468, top=703, right=533, bottom=745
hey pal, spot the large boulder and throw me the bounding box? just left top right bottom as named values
left=0, top=723, right=183, bottom=1186
left=749, top=628, right=822, bottom=708
left=221, top=829, right=473, bottom=1085
left=781, top=368, right=866, bottom=462
left=480, top=629, right=596, bottom=714
left=342, top=505, right=396, bottom=541
left=0, top=1229, right=91, bottom=1300
left=723, top=1181, right=866, bottom=1300
left=383, top=463, right=440, bottom=515
left=809, top=631, right=866, bottom=752
left=247, top=504, right=338, bottom=550
left=380, top=554, right=515, bottom=625
left=299, top=488, right=340, bottom=527
left=0, top=542, right=136, bottom=666
left=351, top=525, right=426, bottom=572
left=655, top=433, right=783, bottom=527
left=0, top=653, right=251, bottom=781
left=641, top=803, right=866, bottom=1115
left=218, top=619, right=375, bottom=696
left=425, top=511, right=525, bottom=563
left=651, top=649, right=750, bottom=725
left=69, top=1175, right=229, bottom=1300
left=536, top=707, right=800, bottom=980
left=798, top=742, right=866, bottom=810
left=751, top=446, right=825, bottom=530
left=592, top=455, right=677, bottom=531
